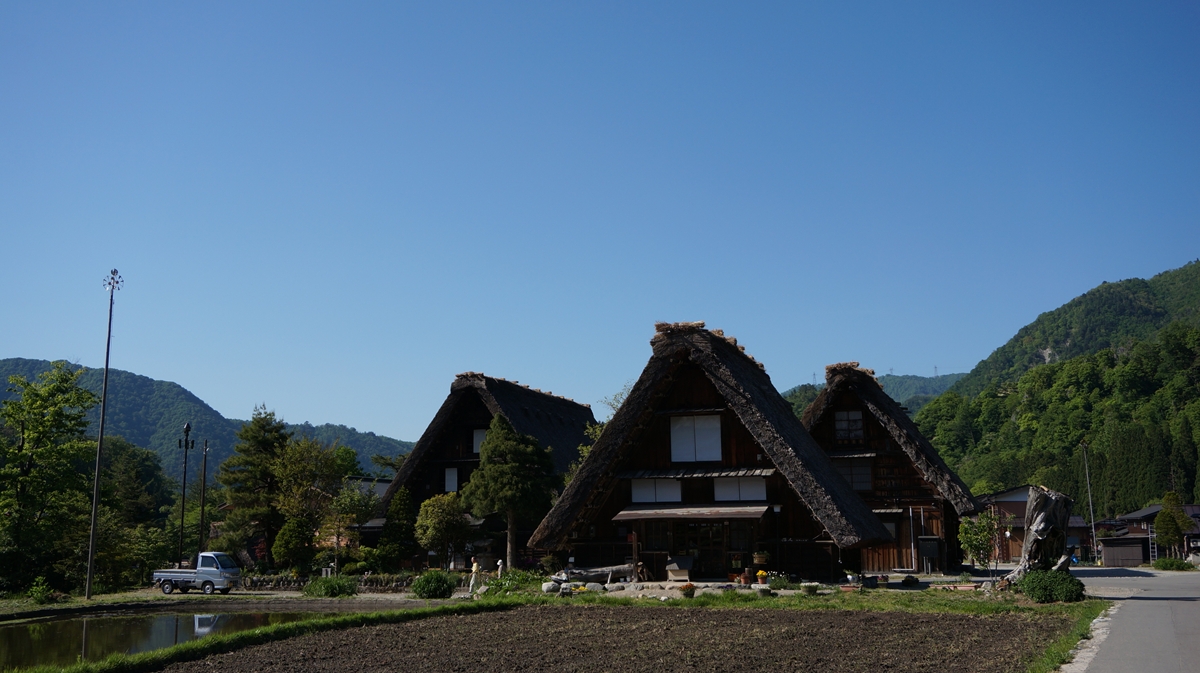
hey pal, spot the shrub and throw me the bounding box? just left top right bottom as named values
left=341, top=562, right=364, bottom=575
left=1153, top=557, right=1196, bottom=571
left=27, top=577, right=54, bottom=605
left=540, top=554, right=563, bottom=574
left=483, top=568, right=544, bottom=596
left=302, top=576, right=358, bottom=598
left=411, top=570, right=457, bottom=599
left=1017, top=570, right=1085, bottom=603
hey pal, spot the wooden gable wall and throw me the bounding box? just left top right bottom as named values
left=407, top=390, right=493, bottom=501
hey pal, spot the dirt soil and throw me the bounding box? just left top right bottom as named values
left=160, top=604, right=1072, bottom=673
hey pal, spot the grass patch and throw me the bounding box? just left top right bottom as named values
left=1023, top=599, right=1108, bottom=673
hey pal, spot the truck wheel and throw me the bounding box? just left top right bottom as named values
left=161, top=581, right=175, bottom=595
left=219, top=588, right=231, bottom=595
left=202, top=581, right=215, bottom=595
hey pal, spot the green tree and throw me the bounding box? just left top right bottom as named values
left=101, top=436, right=173, bottom=528
left=959, top=508, right=1001, bottom=578
left=0, top=362, right=97, bottom=591
left=272, top=517, right=317, bottom=571
left=217, top=406, right=291, bottom=569
left=1170, top=415, right=1197, bottom=500
left=332, top=445, right=362, bottom=478
left=325, top=478, right=380, bottom=573
left=375, top=485, right=418, bottom=571
left=271, top=436, right=343, bottom=571
left=1155, top=491, right=1191, bottom=558
left=370, top=453, right=406, bottom=478
left=414, top=492, right=470, bottom=569
left=562, top=422, right=604, bottom=489
left=460, top=414, right=556, bottom=569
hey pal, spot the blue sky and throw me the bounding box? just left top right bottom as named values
left=3, top=2, right=1198, bottom=441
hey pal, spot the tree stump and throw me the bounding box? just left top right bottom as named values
left=1004, top=486, right=1074, bottom=584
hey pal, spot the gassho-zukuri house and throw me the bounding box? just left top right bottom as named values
left=801, top=363, right=979, bottom=574
left=529, top=322, right=892, bottom=582
left=379, top=372, right=596, bottom=565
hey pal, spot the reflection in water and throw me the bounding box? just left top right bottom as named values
left=0, top=612, right=334, bottom=671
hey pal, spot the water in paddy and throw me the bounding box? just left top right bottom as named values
left=0, top=612, right=334, bottom=670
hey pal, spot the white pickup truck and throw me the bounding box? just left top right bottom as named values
left=153, top=552, right=241, bottom=595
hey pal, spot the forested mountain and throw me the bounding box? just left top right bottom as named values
left=949, top=260, right=1200, bottom=397
left=783, top=371, right=965, bottom=417
left=910, top=260, right=1200, bottom=519
left=0, top=358, right=413, bottom=479
left=915, top=321, right=1200, bottom=517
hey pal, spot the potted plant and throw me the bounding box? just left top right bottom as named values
left=679, top=583, right=696, bottom=598
left=756, top=569, right=768, bottom=585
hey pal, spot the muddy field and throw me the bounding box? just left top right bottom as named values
left=160, top=604, right=1072, bottom=673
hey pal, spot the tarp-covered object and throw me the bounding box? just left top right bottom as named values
left=1004, top=486, right=1074, bottom=583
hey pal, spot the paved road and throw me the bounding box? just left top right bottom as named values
left=1076, top=567, right=1200, bottom=673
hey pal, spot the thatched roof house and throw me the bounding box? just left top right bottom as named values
left=529, top=322, right=889, bottom=581
left=380, top=372, right=595, bottom=511
left=801, top=362, right=977, bottom=572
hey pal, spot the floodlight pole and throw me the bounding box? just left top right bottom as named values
left=197, top=440, right=210, bottom=554
left=1081, top=441, right=1098, bottom=562
left=85, top=269, right=122, bottom=600
left=177, top=423, right=193, bottom=567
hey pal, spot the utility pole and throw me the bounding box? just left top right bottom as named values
left=177, top=423, right=193, bottom=567
left=1081, top=441, right=1098, bottom=563
left=197, top=440, right=210, bottom=555
left=85, top=269, right=122, bottom=600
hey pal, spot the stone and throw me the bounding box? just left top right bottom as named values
left=604, top=583, right=625, bottom=592
left=585, top=583, right=606, bottom=592
left=541, top=582, right=561, bottom=594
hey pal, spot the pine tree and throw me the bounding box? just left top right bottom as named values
left=216, top=406, right=291, bottom=569
left=460, top=414, right=556, bottom=569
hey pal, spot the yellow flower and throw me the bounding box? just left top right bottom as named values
left=756, top=570, right=768, bottom=577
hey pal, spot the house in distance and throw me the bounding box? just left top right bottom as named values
left=379, top=372, right=596, bottom=564
left=529, top=322, right=890, bottom=582
left=801, top=363, right=978, bottom=574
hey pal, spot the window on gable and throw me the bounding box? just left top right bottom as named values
left=445, top=467, right=458, bottom=493
left=714, top=477, right=768, bottom=501
left=473, top=429, right=487, bottom=454
left=670, top=415, right=722, bottom=462
left=834, top=410, right=864, bottom=441
left=631, top=478, right=682, bottom=503
left=833, top=458, right=871, bottom=491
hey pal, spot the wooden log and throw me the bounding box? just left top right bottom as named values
left=552, top=564, right=636, bottom=583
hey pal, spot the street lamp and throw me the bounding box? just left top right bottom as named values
left=85, top=269, right=122, bottom=600
left=177, top=423, right=193, bottom=567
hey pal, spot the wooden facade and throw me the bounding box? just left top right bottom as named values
left=802, top=364, right=978, bottom=574
left=564, top=364, right=841, bottom=580
left=530, top=323, right=890, bottom=582
left=379, top=372, right=595, bottom=565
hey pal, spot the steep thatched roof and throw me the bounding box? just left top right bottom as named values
left=529, top=322, right=891, bottom=550
left=801, top=362, right=978, bottom=516
left=380, top=373, right=595, bottom=510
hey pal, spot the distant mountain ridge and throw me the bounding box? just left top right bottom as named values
left=950, top=260, right=1200, bottom=397
left=0, top=358, right=413, bottom=479
left=783, top=371, right=964, bottom=415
